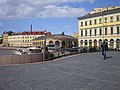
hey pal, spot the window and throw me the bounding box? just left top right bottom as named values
left=85, top=21, right=87, bottom=26
left=116, top=39, right=120, bottom=49
left=99, top=39, right=102, bottom=48
left=110, top=39, right=114, bottom=48
left=94, top=19, right=97, bottom=24
left=105, top=27, right=107, bottom=35
left=89, top=20, right=92, bottom=25
left=94, top=29, right=97, bottom=36
left=99, top=18, right=102, bottom=24
left=81, top=30, right=83, bottom=37
left=90, top=29, right=92, bottom=36
left=110, top=16, right=113, bottom=22
left=104, top=17, right=107, bottom=23
left=117, top=26, right=120, bottom=35
left=111, top=27, right=113, bottom=35
left=85, top=30, right=87, bottom=36
left=85, top=40, right=87, bottom=45
left=99, top=28, right=102, bottom=36
left=89, top=40, right=92, bottom=47
left=81, top=22, right=83, bottom=26
left=116, top=15, right=120, bottom=21
left=80, top=40, right=83, bottom=47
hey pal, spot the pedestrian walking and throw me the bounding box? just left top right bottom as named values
left=101, top=40, right=107, bottom=60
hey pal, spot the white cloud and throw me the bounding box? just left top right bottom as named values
left=0, top=0, right=7, bottom=3
left=27, top=0, right=95, bottom=5
left=0, top=0, right=93, bottom=19
left=36, top=5, right=87, bottom=18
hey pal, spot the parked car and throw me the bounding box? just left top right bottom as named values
left=71, top=47, right=79, bottom=53
left=66, top=46, right=79, bottom=54
left=79, top=47, right=89, bottom=53
left=88, top=47, right=97, bottom=52
left=47, top=44, right=59, bottom=52
left=115, top=47, right=120, bottom=51
left=13, top=48, right=28, bottom=55
left=13, top=47, right=42, bottom=55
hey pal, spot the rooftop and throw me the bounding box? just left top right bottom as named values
left=78, top=6, right=120, bottom=20
left=33, top=34, right=78, bottom=41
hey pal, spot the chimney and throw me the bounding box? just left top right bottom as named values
left=30, top=25, right=32, bottom=32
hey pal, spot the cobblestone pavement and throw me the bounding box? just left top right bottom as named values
left=0, top=51, right=120, bottom=90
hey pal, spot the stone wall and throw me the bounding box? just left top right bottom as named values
left=0, top=54, right=43, bottom=65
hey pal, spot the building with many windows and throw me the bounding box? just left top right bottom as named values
left=2, top=31, right=51, bottom=47
left=77, top=6, right=120, bottom=49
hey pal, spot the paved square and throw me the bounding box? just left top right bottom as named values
left=0, top=51, right=120, bottom=90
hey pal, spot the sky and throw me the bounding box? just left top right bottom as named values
left=0, top=0, right=120, bottom=35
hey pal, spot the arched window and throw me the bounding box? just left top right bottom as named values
left=80, top=40, right=83, bottom=47
left=85, top=40, right=88, bottom=46
left=89, top=40, right=92, bottom=48
left=94, top=39, right=97, bottom=48
left=116, top=39, right=120, bottom=49
left=49, top=40, right=53, bottom=44
left=110, top=39, right=114, bottom=49
left=62, top=41, right=65, bottom=48
left=55, top=41, right=60, bottom=46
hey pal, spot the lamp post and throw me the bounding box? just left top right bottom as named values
left=43, top=30, right=47, bottom=62
left=44, top=31, right=47, bottom=46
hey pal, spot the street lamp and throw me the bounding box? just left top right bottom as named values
left=43, top=30, right=47, bottom=62
left=44, top=31, right=47, bottom=46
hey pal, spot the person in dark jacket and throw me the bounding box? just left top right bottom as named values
left=101, top=40, right=107, bottom=60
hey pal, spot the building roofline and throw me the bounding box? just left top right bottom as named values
left=77, top=8, right=120, bottom=20
left=32, top=34, right=78, bottom=41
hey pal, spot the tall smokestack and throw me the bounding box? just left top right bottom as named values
left=30, top=25, right=32, bottom=32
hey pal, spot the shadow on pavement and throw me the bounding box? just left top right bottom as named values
left=106, top=56, right=112, bottom=59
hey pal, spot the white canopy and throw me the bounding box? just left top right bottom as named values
left=27, top=47, right=41, bottom=50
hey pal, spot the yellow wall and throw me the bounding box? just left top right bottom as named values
left=78, top=12, right=120, bottom=49
left=32, top=38, right=78, bottom=48
left=71, top=33, right=79, bottom=38
left=8, top=35, right=43, bottom=47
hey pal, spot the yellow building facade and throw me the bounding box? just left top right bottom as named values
left=8, top=35, right=42, bottom=47
left=71, top=32, right=79, bottom=39
left=2, top=31, right=51, bottom=47
left=78, top=6, right=120, bottom=49
left=32, top=34, right=78, bottom=48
